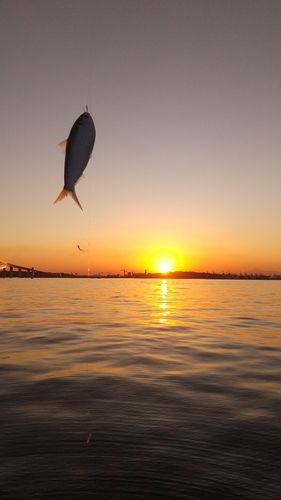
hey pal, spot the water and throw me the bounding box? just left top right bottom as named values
left=0, top=278, right=281, bottom=499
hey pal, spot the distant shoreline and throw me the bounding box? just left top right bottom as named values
left=1, top=270, right=280, bottom=280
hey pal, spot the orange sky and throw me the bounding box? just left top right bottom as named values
left=2, top=222, right=281, bottom=275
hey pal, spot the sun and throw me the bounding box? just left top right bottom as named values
left=155, top=257, right=175, bottom=274
left=143, top=246, right=184, bottom=275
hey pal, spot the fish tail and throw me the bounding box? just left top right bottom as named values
left=54, top=189, right=69, bottom=204
left=70, top=189, right=83, bottom=211
left=54, top=188, right=83, bottom=210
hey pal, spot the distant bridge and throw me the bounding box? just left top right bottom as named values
left=0, top=261, right=74, bottom=278
left=1, top=261, right=32, bottom=276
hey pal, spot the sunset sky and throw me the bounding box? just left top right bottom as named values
left=1, top=0, right=280, bottom=274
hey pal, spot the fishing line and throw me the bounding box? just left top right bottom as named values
left=76, top=21, right=97, bottom=277
left=84, top=17, right=97, bottom=278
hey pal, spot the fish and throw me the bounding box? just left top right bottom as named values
left=54, top=109, right=96, bottom=210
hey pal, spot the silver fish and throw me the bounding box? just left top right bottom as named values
left=54, top=110, right=96, bottom=210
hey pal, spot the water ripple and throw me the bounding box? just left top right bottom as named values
left=1, top=279, right=281, bottom=499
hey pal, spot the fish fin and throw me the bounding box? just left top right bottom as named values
left=54, top=189, right=69, bottom=204
left=57, top=139, right=67, bottom=151
left=71, top=190, right=83, bottom=211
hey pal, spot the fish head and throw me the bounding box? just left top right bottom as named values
left=80, top=111, right=92, bottom=123
left=79, top=111, right=95, bottom=132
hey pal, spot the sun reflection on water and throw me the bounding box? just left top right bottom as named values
left=159, top=279, right=170, bottom=324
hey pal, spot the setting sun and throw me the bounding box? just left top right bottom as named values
left=155, top=257, right=175, bottom=274
left=143, top=246, right=185, bottom=275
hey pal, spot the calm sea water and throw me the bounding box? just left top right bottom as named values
left=0, top=278, right=281, bottom=499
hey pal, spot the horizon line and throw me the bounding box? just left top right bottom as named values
left=1, top=263, right=281, bottom=280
